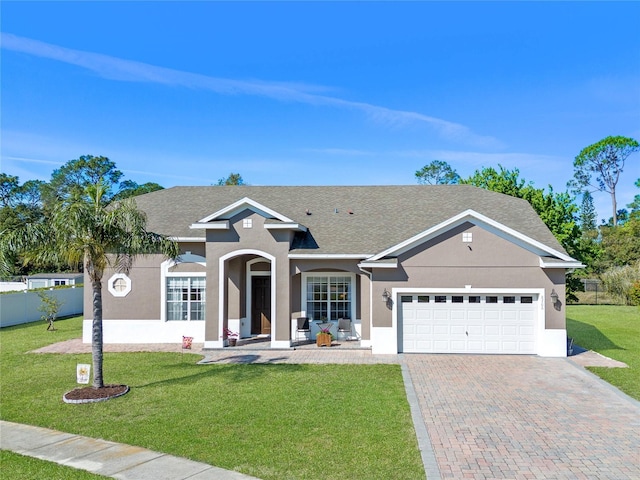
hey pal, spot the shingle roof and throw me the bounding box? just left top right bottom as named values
left=133, top=185, right=567, bottom=256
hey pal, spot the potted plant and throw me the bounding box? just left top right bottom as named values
left=223, top=328, right=239, bottom=346
left=316, top=325, right=333, bottom=347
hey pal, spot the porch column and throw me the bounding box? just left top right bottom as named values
left=271, top=255, right=291, bottom=348
left=204, top=246, right=223, bottom=348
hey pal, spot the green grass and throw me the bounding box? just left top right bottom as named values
left=566, top=305, right=640, bottom=400
left=0, top=317, right=424, bottom=480
left=0, top=451, right=108, bottom=479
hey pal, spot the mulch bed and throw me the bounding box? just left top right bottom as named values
left=63, top=384, right=129, bottom=404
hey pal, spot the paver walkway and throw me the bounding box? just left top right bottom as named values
left=403, top=354, right=640, bottom=480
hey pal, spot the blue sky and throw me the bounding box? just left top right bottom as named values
left=1, top=1, right=639, bottom=223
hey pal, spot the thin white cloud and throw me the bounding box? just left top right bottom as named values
left=2, top=33, right=502, bottom=148
left=2, top=156, right=63, bottom=166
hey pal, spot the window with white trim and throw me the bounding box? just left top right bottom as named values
left=243, top=218, right=253, bottom=228
left=462, top=232, right=473, bottom=242
left=108, top=273, right=132, bottom=297
left=167, top=277, right=205, bottom=321
left=305, top=275, right=353, bottom=321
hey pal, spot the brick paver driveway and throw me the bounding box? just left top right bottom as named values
left=404, top=355, right=640, bottom=480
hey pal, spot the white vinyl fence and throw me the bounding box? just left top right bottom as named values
left=0, top=287, right=84, bottom=328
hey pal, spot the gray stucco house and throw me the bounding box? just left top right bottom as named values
left=83, top=185, right=582, bottom=357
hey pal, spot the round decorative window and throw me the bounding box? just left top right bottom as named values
left=108, top=273, right=132, bottom=297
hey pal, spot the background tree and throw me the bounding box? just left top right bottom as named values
left=113, top=180, right=164, bottom=200
left=597, top=218, right=640, bottom=269
left=216, top=173, right=245, bottom=186
left=1, top=158, right=178, bottom=390
left=415, top=160, right=460, bottom=185
left=460, top=165, right=580, bottom=255
left=628, top=178, right=640, bottom=220
left=579, top=191, right=597, bottom=232
left=43, top=155, right=123, bottom=206
left=0, top=175, right=46, bottom=275
left=571, top=136, right=639, bottom=226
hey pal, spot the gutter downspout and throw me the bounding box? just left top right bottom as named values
left=358, top=265, right=373, bottom=345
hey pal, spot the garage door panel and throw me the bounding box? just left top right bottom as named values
left=501, top=341, right=518, bottom=352
left=434, top=310, right=450, bottom=320
left=519, top=326, right=535, bottom=336
left=433, top=325, right=449, bottom=335
left=468, top=326, right=483, bottom=336
left=468, top=311, right=483, bottom=320
left=484, top=310, right=499, bottom=320
left=502, top=325, right=518, bottom=335
left=401, top=293, right=538, bottom=354
left=485, top=325, right=500, bottom=335
left=450, top=325, right=466, bottom=335
left=416, top=325, right=432, bottom=335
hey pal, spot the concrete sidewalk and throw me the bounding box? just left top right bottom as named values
left=0, top=421, right=261, bottom=480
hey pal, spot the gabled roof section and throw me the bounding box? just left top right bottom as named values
left=197, top=197, right=294, bottom=223
left=367, top=209, right=580, bottom=265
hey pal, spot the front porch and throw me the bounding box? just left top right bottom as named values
left=211, top=335, right=368, bottom=351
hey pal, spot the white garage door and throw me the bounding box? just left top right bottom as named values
left=400, top=293, right=538, bottom=354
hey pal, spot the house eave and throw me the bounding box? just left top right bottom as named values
left=539, top=258, right=585, bottom=269
left=172, top=236, right=206, bottom=242
left=264, top=223, right=308, bottom=232
left=288, top=253, right=371, bottom=260
left=358, top=259, right=399, bottom=269
left=189, top=221, right=229, bottom=230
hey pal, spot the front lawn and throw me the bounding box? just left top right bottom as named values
left=566, top=305, right=640, bottom=400
left=0, top=317, right=424, bottom=480
left=0, top=451, right=108, bottom=479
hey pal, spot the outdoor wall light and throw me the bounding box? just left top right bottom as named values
left=382, top=288, right=391, bottom=303
left=550, top=289, right=559, bottom=304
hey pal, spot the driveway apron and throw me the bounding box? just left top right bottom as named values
left=403, top=354, right=640, bottom=480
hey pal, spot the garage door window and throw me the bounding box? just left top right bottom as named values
left=401, top=295, right=413, bottom=303
left=452, top=296, right=464, bottom=303
left=504, top=296, right=516, bottom=304
left=469, top=296, right=481, bottom=303
left=418, top=295, right=430, bottom=303
left=434, top=295, right=447, bottom=303
left=486, top=296, right=498, bottom=303
left=521, top=296, right=533, bottom=303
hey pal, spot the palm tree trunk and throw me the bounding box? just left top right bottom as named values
left=91, top=278, right=104, bottom=388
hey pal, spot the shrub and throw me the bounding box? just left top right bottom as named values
left=629, top=281, right=640, bottom=307
left=601, top=261, right=640, bottom=305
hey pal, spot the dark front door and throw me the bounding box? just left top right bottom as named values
left=251, top=276, right=271, bottom=335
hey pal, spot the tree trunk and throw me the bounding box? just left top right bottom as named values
left=91, top=277, right=104, bottom=388
left=611, top=190, right=618, bottom=226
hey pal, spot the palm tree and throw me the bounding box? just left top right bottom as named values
left=0, top=182, right=178, bottom=388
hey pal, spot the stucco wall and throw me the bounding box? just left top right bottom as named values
left=85, top=255, right=166, bottom=321
left=204, top=211, right=293, bottom=343
left=371, top=224, right=566, bottom=330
